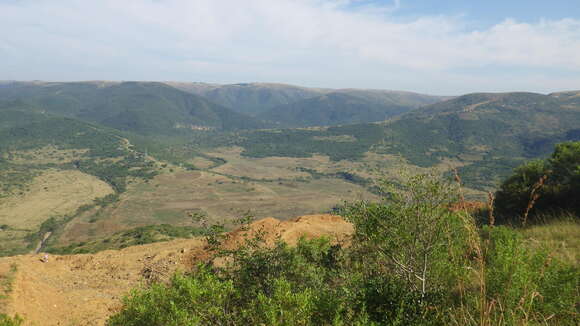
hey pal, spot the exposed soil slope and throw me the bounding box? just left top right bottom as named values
left=0, top=214, right=352, bottom=326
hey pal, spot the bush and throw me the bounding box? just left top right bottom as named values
left=108, top=239, right=370, bottom=326
left=495, top=141, right=580, bottom=224
left=109, top=172, right=579, bottom=326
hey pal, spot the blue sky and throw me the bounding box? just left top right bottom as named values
left=382, top=0, right=578, bottom=24
left=1, top=0, right=579, bottom=95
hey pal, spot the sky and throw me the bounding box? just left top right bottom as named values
left=0, top=0, right=579, bottom=95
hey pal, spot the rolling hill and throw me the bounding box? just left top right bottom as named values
left=2, top=81, right=580, bottom=258
left=224, top=91, right=580, bottom=189
left=166, top=82, right=328, bottom=116
left=0, top=81, right=268, bottom=135
left=257, top=89, right=444, bottom=127
left=168, top=82, right=447, bottom=124
left=382, top=92, right=580, bottom=163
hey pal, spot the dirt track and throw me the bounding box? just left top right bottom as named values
left=0, top=214, right=353, bottom=326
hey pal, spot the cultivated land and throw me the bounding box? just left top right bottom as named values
left=55, top=162, right=376, bottom=248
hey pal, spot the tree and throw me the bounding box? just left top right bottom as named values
left=342, top=171, right=467, bottom=299
left=495, top=141, right=580, bottom=224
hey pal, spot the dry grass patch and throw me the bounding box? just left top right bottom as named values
left=0, top=169, right=114, bottom=229
left=57, top=168, right=376, bottom=246
left=520, top=217, right=579, bottom=266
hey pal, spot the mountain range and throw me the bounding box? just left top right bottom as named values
left=169, top=81, right=447, bottom=127
left=0, top=81, right=268, bottom=135
left=1, top=80, right=579, bottom=191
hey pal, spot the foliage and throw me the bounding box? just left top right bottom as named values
left=342, top=172, right=469, bottom=298
left=109, top=171, right=579, bottom=325
left=233, top=124, right=385, bottom=161
left=480, top=226, right=578, bottom=324
left=494, top=141, right=580, bottom=224
left=108, top=239, right=371, bottom=326
left=258, top=92, right=412, bottom=128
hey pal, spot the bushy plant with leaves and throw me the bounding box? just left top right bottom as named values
left=108, top=237, right=371, bottom=326
left=495, top=141, right=580, bottom=224
left=340, top=172, right=471, bottom=324
left=109, top=170, right=578, bottom=326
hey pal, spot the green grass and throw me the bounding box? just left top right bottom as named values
left=519, top=216, right=579, bottom=266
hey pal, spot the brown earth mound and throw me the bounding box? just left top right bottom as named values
left=0, top=214, right=352, bottom=326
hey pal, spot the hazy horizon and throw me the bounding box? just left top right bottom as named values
left=1, top=0, right=579, bottom=95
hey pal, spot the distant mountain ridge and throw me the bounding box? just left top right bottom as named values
left=169, top=81, right=447, bottom=126
left=167, top=82, right=329, bottom=116
left=258, top=89, right=447, bottom=127
left=0, top=81, right=268, bottom=135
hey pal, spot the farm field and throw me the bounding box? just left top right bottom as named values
left=56, top=164, right=376, bottom=247
left=0, top=140, right=486, bottom=256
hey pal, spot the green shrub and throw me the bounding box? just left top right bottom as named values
left=109, top=172, right=579, bottom=326
left=495, top=141, right=580, bottom=224
left=482, top=226, right=578, bottom=324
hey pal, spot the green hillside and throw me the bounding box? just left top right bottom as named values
left=377, top=92, right=580, bottom=186
left=167, top=82, right=328, bottom=116
left=213, top=92, right=580, bottom=190
left=169, top=82, right=446, bottom=123
left=257, top=92, right=410, bottom=127
left=0, top=107, right=159, bottom=194
left=0, top=81, right=268, bottom=135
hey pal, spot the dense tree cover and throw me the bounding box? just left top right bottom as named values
left=379, top=92, right=580, bottom=169
left=173, top=82, right=444, bottom=118
left=234, top=124, right=385, bottom=161
left=494, top=141, right=580, bottom=224
left=0, top=82, right=268, bottom=135
left=258, top=92, right=413, bottom=128
left=108, top=173, right=578, bottom=325
left=171, top=82, right=327, bottom=116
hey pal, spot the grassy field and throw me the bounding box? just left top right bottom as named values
left=55, top=161, right=377, bottom=248
left=520, top=216, right=579, bottom=266
left=0, top=143, right=485, bottom=256
left=51, top=145, right=491, bottom=252
left=0, top=169, right=113, bottom=229
left=0, top=169, right=114, bottom=256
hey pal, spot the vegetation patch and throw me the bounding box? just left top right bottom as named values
left=494, top=141, right=580, bottom=224
left=50, top=224, right=206, bottom=254
left=108, top=170, right=579, bottom=326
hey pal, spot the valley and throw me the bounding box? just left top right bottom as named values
left=0, top=82, right=578, bottom=259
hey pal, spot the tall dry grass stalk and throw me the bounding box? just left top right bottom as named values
left=453, top=169, right=490, bottom=325
left=521, top=174, right=548, bottom=226
left=487, top=192, right=495, bottom=227
left=451, top=170, right=561, bottom=325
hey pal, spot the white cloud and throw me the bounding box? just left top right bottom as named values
left=0, top=0, right=578, bottom=94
